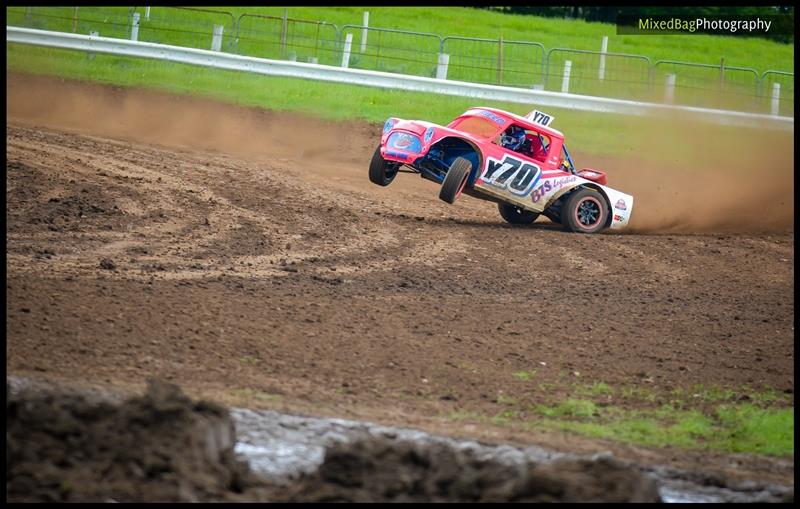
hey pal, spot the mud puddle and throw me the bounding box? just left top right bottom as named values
left=230, top=408, right=792, bottom=503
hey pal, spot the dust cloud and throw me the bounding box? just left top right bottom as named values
left=6, top=73, right=793, bottom=234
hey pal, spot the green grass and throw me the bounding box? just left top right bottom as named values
left=512, top=369, right=537, bottom=381
left=459, top=381, right=795, bottom=457
left=531, top=402, right=793, bottom=456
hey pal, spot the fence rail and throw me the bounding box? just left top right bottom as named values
left=5, top=6, right=794, bottom=118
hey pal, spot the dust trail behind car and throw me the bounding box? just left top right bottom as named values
left=6, top=73, right=793, bottom=235
left=595, top=111, right=794, bottom=234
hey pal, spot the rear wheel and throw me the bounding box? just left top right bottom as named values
left=368, top=146, right=398, bottom=186
left=561, top=188, right=609, bottom=234
left=498, top=203, right=539, bottom=225
left=439, top=157, right=472, bottom=204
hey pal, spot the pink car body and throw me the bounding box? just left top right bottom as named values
left=370, top=107, right=633, bottom=233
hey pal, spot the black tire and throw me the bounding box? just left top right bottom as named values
left=561, top=188, right=609, bottom=234
left=498, top=202, right=539, bottom=225
left=368, top=146, right=398, bottom=186
left=439, top=157, right=472, bottom=204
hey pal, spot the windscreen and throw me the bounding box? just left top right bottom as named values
left=449, top=116, right=500, bottom=138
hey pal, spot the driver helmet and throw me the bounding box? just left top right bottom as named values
left=501, top=125, right=526, bottom=151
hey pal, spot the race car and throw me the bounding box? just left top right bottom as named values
left=368, top=107, right=633, bottom=234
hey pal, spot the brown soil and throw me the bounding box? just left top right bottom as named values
left=5, top=73, right=795, bottom=493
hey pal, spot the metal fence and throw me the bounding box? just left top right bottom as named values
left=652, top=60, right=761, bottom=113
left=6, top=6, right=793, bottom=117
left=340, top=25, right=441, bottom=77
left=130, top=7, right=237, bottom=52
left=442, top=36, right=546, bottom=88
left=761, top=70, right=794, bottom=117
left=545, top=48, right=652, bottom=101
left=235, top=13, right=340, bottom=66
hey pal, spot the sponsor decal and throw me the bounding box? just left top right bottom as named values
left=613, top=214, right=624, bottom=221
left=579, top=170, right=600, bottom=178
left=482, top=155, right=541, bottom=196
left=530, top=176, right=578, bottom=203
left=476, top=109, right=507, bottom=126
left=615, top=199, right=627, bottom=210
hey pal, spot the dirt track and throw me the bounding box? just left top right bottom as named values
left=5, top=73, right=795, bottom=489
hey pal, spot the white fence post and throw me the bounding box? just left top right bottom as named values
left=341, top=33, right=353, bottom=68
left=145, top=6, right=150, bottom=21
left=771, top=82, right=781, bottom=116
left=88, top=30, right=98, bottom=60
left=664, top=74, right=676, bottom=103
left=598, top=36, right=608, bottom=81
left=211, top=24, right=223, bottom=51
left=561, top=60, right=572, bottom=93
left=360, top=11, right=369, bottom=53
left=131, top=12, right=140, bottom=41
left=436, top=53, right=450, bottom=80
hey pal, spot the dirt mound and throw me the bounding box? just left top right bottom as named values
left=6, top=379, right=263, bottom=502
left=275, top=436, right=661, bottom=503
left=7, top=378, right=662, bottom=503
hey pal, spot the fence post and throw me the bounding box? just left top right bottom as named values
left=598, top=36, right=608, bottom=81
left=341, top=33, right=353, bottom=68
left=25, top=7, right=32, bottom=25
left=211, top=24, right=223, bottom=51
left=771, top=82, right=781, bottom=116
left=436, top=53, right=450, bottom=80
left=497, top=34, right=504, bottom=85
left=561, top=60, right=572, bottom=93
left=72, top=7, right=79, bottom=33
left=88, top=31, right=98, bottom=60
left=280, top=8, right=288, bottom=57
left=145, top=6, right=150, bottom=21
left=664, top=73, right=676, bottom=103
left=360, top=11, right=369, bottom=53
left=131, top=12, right=140, bottom=41
left=719, top=57, right=725, bottom=91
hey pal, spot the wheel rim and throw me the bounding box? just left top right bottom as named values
left=385, top=163, right=399, bottom=182
left=456, top=170, right=469, bottom=197
left=575, top=196, right=602, bottom=228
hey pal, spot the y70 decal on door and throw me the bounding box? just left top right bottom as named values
left=481, top=155, right=542, bottom=196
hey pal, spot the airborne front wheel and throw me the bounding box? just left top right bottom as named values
left=439, top=157, right=472, bottom=204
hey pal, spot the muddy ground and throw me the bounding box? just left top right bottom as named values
left=5, top=73, right=795, bottom=499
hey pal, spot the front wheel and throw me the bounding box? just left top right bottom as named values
left=498, top=203, right=539, bottom=225
left=439, top=157, right=472, bottom=204
left=561, top=188, right=609, bottom=234
left=369, top=146, right=398, bottom=186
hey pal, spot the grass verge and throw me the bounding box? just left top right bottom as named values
left=451, top=380, right=793, bottom=456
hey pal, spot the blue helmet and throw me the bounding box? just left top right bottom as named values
left=501, top=126, right=526, bottom=151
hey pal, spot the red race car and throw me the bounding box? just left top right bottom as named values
left=369, top=107, right=633, bottom=234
